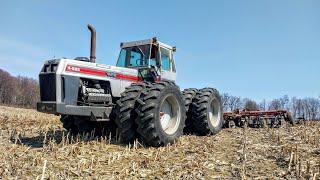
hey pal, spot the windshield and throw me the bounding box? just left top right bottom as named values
left=116, top=45, right=151, bottom=68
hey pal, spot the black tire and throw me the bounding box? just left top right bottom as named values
left=229, top=120, right=236, bottom=128
left=136, top=82, right=186, bottom=147
left=223, top=120, right=235, bottom=128
left=279, top=118, right=285, bottom=127
left=60, top=115, right=78, bottom=135
left=285, top=112, right=294, bottom=125
left=190, top=88, right=223, bottom=135
left=162, top=80, right=177, bottom=87
left=234, top=117, right=241, bottom=127
left=114, top=82, right=150, bottom=143
left=260, top=118, right=266, bottom=128
left=182, top=88, right=198, bottom=134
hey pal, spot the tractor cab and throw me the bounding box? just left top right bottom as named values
left=116, top=38, right=177, bottom=82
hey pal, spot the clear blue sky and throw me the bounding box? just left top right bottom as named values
left=0, top=1, right=319, bottom=101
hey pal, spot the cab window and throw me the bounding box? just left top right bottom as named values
left=116, top=45, right=150, bottom=67
left=160, top=47, right=171, bottom=71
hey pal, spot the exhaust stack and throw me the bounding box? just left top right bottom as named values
left=87, top=24, right=96, bottom=63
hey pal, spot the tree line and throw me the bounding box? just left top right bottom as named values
left=222, top=93, right=320, bottom=120
left=0, top=67, right=319, bottom=120
left=0, top=68, right=39, bottom=108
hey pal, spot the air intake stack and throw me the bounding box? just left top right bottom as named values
left=87, top=24, right=96, bottom=63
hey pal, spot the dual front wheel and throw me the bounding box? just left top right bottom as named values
left=134, top=82, right=186, bottom=146
left=116, top=82, right=224, bottom=146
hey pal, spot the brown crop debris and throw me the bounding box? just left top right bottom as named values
left=0, top=106, right=320, bottom=179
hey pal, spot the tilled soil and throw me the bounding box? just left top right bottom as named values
left=0, top=106, right=319, bottom=179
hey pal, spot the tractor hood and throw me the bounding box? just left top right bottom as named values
left=47, top=58, right=139, bottom=82
left=40, top=58, right=141, bottom=98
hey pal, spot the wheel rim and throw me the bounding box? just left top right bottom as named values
left=208, top=98, right=221, bottom=127
left=160, top=94, right=181, bottom=135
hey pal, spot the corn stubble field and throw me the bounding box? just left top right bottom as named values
left=0, top=106, right=320, bottom=179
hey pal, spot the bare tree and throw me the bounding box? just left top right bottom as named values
left=221, top=93, right=242, bottom=111
left=243, top=98, right=259, bottom=111
left=295, top=98, right=305, bottom=119
left=302, top=98, right=319, bottom=120
left=269, top=99, right=282, bottom=110
left=259, top=99, right=267, bottom=111
left=221, top=93, right=231, bottom=112
left=229, top=96, right=242, bottom=111
left=279, top=95, right=289, bottom=110
left=0, top=68, right=39, bottom=108
left=0, top=69, right=16, bottom=105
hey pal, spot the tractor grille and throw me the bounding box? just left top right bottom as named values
left=39, top=60, right=59, bottom=102
left=39, top=73, right=56, bottom=101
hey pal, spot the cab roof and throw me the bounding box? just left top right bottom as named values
left=120, top=37, right=176, bottom=51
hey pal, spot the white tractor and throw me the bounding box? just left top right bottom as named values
left=37, top=25, right=223, bottom=146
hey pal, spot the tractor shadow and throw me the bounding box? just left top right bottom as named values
left=14, top=130, right=123, bottom=148
left=16, top=130, right=65, bottom=148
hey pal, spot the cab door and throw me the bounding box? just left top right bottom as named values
left=159, top=47, right=176, bottom=82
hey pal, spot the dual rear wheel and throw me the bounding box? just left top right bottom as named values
left=189, top=88, right=223, bottom=135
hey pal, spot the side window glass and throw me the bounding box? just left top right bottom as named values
left=116, top=49, right=126, bottom=67
left=129, top=50, right=142, bottom=66
left=160, top=48, right=171, bottom=71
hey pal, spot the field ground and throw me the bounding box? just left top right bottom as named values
left=0, top=106, right=320, bottom=179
